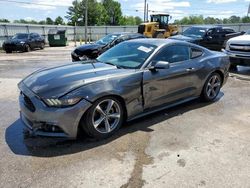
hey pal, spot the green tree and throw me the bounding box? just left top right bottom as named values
left=38, top=20, right=46, bottom=25
left=241, top=16, right=250, bottom=23
left=102, top=0, right=122, bottom=25
left=66, top=0, right=108, bottom=26
left=55, top=16, right=64, bottom=25
left=0, top=18, right=10, bottom=23
left=135, top=16, right=142, bottom=25
left=228, top=15, right=241, bottom=23
left=46, top=17, right=54, bottom=25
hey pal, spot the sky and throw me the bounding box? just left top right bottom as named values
left=0, top=0, right=250, bottom=23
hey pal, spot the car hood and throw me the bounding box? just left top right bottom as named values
left=170, top=34, right=201, bottom=43
left=228, top=35, right=250, bottom=44
left=74, top=43, right=105, bottom=54
left=21, top=61, right=135, bottom=99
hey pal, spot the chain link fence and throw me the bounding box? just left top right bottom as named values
left=1, top=23, right=250, bottom=48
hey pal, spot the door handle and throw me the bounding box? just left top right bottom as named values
left=186, top=68, right=196, bottom=72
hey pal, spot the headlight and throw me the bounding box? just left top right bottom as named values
left=20, top=41, right=25, bottom=44
left=43, top=97, right=82, bottom=107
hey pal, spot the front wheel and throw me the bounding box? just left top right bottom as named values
left=24, top=44, right=31, bottom=52
left=81, top=97, right=124, bottom=139
left=229, top=64, right=237, bottom=71
left=40, top=42, right=45, bottom=49
left=201, top=73, right=222, bottom=102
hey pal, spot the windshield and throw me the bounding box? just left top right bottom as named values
left=97, top=42, right=157, bottom=69
left=12, top=33, right=29, bottom=39
left=183, top=27, right=207, bottom=38
left=245, top=30, right=250, bottom=35
left=95, top=34, right=120, bottom=45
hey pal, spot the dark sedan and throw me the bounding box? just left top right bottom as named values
left=3, top=33, right=45, bottom=53
left=18, top=39, right=230, bottom=139
left=71, top=32, right=146, bottom=61
left=170, top=26, right=242, bottom=51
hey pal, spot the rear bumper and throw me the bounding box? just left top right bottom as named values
left=18, top=82, right=92, bottom=139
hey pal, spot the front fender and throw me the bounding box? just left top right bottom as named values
left=64, top=71, right=144, bottom=118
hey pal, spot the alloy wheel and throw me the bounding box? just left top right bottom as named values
left=92, top=99, right=121, bottom=134
left=206, top=74, right=221, bottom=99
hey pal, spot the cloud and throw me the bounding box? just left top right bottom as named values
left=20, top=0, right=72, bottom=10
left=206, top=0, right=237, bottom=4
left=133, top=0, right=190, bottom=12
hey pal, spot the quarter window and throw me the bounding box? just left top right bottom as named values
left=153, top=45, right=190, bottom=63
left=191, top=48, right=203, bottom=59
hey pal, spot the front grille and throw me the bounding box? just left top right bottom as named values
left=22, top=92, right=36, bottom=112
left=138, top=25, right=145, bottom=34
left=230, top=44, right=250, bottom=52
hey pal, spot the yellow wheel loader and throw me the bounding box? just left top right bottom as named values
left=138, top=14, right=178, bottom=38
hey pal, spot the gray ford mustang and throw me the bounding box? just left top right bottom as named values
left=18, top=39, right=230, bottom=139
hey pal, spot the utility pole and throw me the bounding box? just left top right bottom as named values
left=146, top=3, right=149, bottom=22
left=144, top=0, right=146, bottom=22
left=85, top=0, right=88, bottom=44
left=248, top=3, right=250, bottom=17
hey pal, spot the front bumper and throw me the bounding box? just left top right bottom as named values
left=18, top=82, right=92, bottom=139
left=3, top=43, right=25, bottom=52
left=222, top=49, right=250, bottom=66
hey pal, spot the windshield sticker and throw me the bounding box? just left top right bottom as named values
left=138, top=46, right=152, bottom=53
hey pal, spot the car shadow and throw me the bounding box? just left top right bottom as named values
left=5, top=93, right=224, bottom=158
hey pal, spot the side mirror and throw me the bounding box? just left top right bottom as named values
left=148, top=61, right=170, bottom=71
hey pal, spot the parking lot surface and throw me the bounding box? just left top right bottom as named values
left=0, top=46, right=250, bottom=188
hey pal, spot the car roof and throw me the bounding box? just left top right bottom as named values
left=190, top=25, right=234, bottom=30
left=123, top=38, right=192, bottom=47
left=111, top=32, right=143, bottom=36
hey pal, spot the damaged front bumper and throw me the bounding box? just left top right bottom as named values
left=18, top=82, right=92, bottom=139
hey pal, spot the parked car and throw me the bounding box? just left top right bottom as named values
left=18, top=39, right=230, bottom=139
left=222, top=30, right=250, bottom=70
left=3, top=33, right=45, bottom=53
left=71, top=32, right=146, bottom=61
left=169, top=26, right=242, bottom=51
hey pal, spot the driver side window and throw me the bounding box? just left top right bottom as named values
left=152, top=45, right=190, bottom=63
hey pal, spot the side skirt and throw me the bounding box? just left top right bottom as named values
left=127, top=96, right=199, bottom=122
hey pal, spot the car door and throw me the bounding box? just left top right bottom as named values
left=143, top=45, right=201, bottom=110
left=201, top=28, right=222, bottom=50
left=29, top=33, right=36, bottom=48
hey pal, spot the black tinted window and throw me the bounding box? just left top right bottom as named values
left=153, top=45, right=190, bottom=63
left=191, top=48, right=203, bottom=59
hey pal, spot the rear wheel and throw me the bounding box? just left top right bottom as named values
left=40, top=42, right=45, bottom=49
left=5, top=50, right=12, bottom=53
left=81, top=97, right=124, bottom=139
left=201, top=73, right=222, bottom=102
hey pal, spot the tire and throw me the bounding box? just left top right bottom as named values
left=229, top=64, right=237, bottom=71
left=81, top=96, right=124, bottom=139
left=5, top=50, right=12, bottom=53
left=153, top=31, right=165, bottom=38
left=24, top=44, right=31, bottom=52
left=201, top=72, right=222, bottom=102
left=40, top=43, right=45, bottom=49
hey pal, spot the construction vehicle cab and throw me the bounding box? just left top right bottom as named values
left=138, top=14, right=178, bottom=38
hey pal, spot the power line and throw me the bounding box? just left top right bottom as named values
left=0, top=0, right=70, bottom=7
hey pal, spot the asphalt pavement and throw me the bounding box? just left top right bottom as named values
left=0, top=45, right=250, bottom=188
